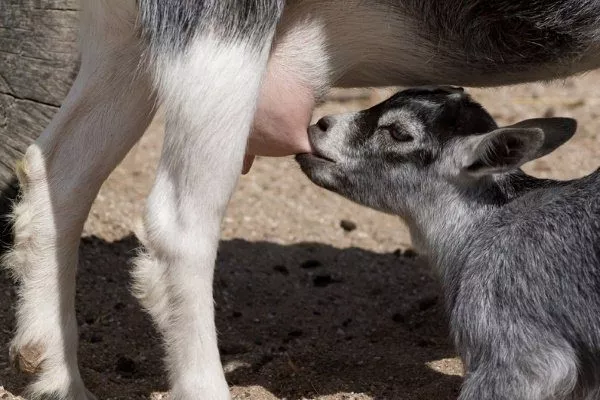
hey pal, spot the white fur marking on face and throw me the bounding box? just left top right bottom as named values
left=378, top=109, right=425, bottom=138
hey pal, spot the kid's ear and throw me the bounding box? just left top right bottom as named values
left=460, top=118, right=576, bottom=177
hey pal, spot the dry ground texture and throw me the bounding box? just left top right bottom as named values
left=2, top=71, right=600, bottom=399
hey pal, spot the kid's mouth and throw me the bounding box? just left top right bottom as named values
left=295, top=151, right=336, bottom=164
left=300, top=127, right=338, bottom=164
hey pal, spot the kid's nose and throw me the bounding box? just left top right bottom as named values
left=316, top=116, right=334, bottom=133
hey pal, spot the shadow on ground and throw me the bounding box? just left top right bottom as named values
left=0, top=235, right=461, bottom=400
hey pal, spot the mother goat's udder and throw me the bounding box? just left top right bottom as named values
left=248, top=66, right=315, bottom=157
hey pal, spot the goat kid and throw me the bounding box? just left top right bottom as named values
left=6, top=0, right=600, bottom=399
left=297, top=86, right=599, bottom=400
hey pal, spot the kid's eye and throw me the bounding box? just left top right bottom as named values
left=381, top=125, right=414, bottom=143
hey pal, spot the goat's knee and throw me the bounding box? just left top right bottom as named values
left=132, top=200, right=228, bottom=399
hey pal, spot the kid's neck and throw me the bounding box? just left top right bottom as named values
left=404, top=170, right=552, bottom=270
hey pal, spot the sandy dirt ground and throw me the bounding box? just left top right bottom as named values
left=2, top=71, right=600, bottom=399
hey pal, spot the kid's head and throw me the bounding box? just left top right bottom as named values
left=297, top=86, right=576, bottom=214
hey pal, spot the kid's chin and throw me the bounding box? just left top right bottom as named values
left=296, top=154, right=342, bottom=193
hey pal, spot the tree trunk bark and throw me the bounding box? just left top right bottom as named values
left=0, top=0, right=79, bottom=226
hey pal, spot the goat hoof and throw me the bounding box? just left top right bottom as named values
left=10, top=342, right=45, bottom=374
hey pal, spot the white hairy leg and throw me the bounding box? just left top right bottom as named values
left=3, top=1, right=156, bottom=398
left=131, top=35, right=276, bottom=400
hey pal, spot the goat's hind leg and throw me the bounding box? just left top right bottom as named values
left=3, top=1, right=156, bottom=398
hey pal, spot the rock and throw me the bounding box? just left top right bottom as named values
left=115, top=356, right=136, bottom=377
left=340, top=219, right=357, bottom=232
left=220, top=342, right=251, bottom=355
left=89, top=334, right=103, bottom=343
left=273, top=265, right=289, bottom=275
left=417, top=338, right=436, bottom=348
left=403, top=249, right=418, bottom=258
left=392, top=313, right=406, bottom=323
left=544, top=107, right=556, bottom=117
left=300, top=259, right=322, bottom=269
left=418, top=296, right=438, bottom=311
left=313, top=274, right=338, bottom=287
left=288, top=329, right=303, bottom=338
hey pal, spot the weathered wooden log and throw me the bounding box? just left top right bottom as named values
left=0, top=0, right=79, bottom=232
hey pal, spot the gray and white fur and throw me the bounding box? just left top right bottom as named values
left=297, top=86, right=600, bottom=400
left=8, top=0, right=600, bottom=399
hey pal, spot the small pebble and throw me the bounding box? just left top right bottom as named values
left=273, top=265, right=289, bottom=275
left=340, top=219, right=357, bottom=232
left=313, top=274, right=336, bottom=287
left=403, top=249, right=418, bottom=258
left=392, top=313, right=406, bottom=323
left=220, top=343, right=250, bottom=355
left=89, top=334, right=103, bottom=343
left=418, top=296, right=438, bottom=311
left=544, top=107, right=556, bottom=117
left=301, top=259, right=322, bottom=269
left=115, top=356, right=136, bottom=377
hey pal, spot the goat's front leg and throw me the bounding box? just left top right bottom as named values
left=3, top=1, right=156, bottom=398
left=132, top=23, right=280, bottom=400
